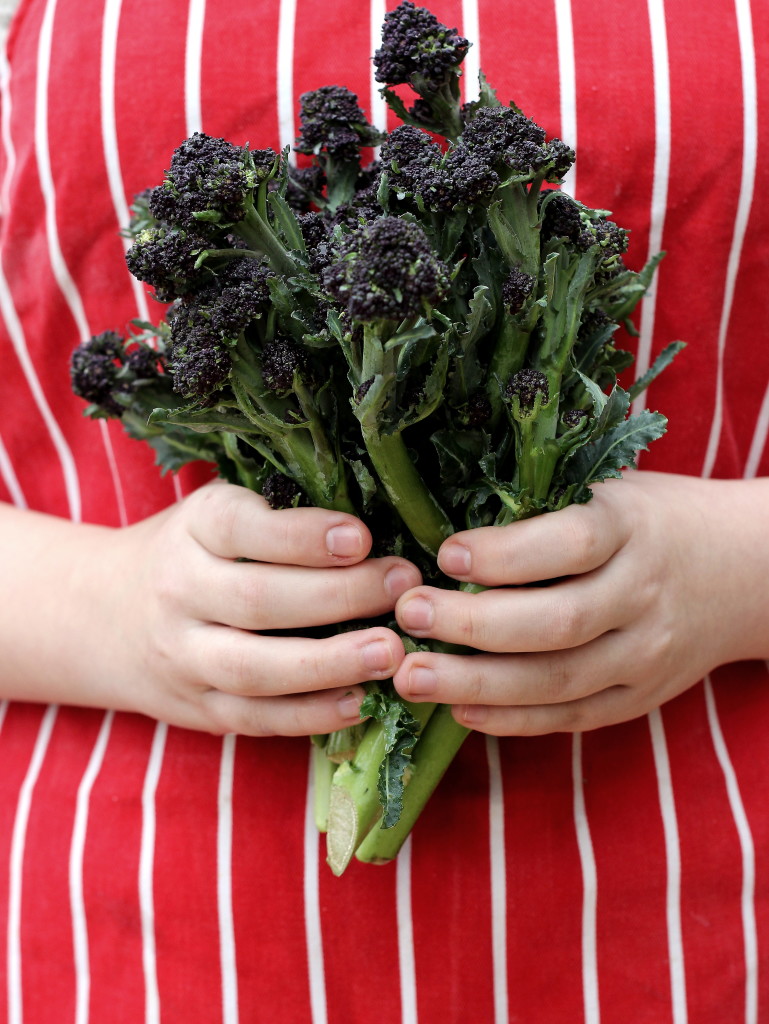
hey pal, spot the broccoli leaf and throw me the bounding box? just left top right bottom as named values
left=560, top=409, right=668, bottom=501
left=628, top=341, right=686, bottom=402
left=359, top=690, right=422, bottom=829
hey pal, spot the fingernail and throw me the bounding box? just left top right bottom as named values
left=408, top=666, right=437, bottom=695
left=384, top=565, right=416, bottom=602
left=457, top=704, right=488, bottom=725
left=326, top=524, right=362, bottom=558
left=337, top=691, right=363, bottom=719
left=399, top=596, right=434, bottom=634
left=438, top=543, right=471, bottom=577
left=362, top=639, right=394, bottom=674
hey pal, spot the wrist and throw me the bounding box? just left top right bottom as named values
left=0, top=503, right=128, bottom=708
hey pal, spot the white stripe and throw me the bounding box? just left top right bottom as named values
left=370, top=0, right=388, bottom=134
left=303, top=747, right=328, bottom=1024
left=0, top=264, right=82, bottom=521
left=69, top=711, right=114, bottom=1024
left=7, top=704, right=58, bottom=1024
left=37, top=0, right=127, bottom=524
left=218, top=734, right=239, bottom=1024
left=572, top=733, right=599, bottom=1024
left=0, top=281, right=83, bottom=520
left=396, top=836, right=418, bottom=1024
left=185, top=0, right=206, bottom=137
left=0, top=30, right=81, bottom=522
left=744, top=380, right=769, bottom=478
left=631, top=0, right=671, bottom=410
left=703, top=678, right=758, bottom=1024
left=460, top=0, right=480, bottom=104
left=0, top=433, right=27, bottom=508
left=701, top=0, right=758, bottom=477
left=100, top=0, right=151, bottom=326
left=553, top=0, right=576, bottom=198
left=139, top=722, right=167, bottom=1024
left=277, top=0, right=297, bottom=159
left=648, top=708, right=687, bottom=1023
left=0, top=700, right=7, bottom=735
left=0, top=38, right=16, bottom=216
left=35, top=0, right=90, bottom=341
left=486, top=735, right=508, bottom=1024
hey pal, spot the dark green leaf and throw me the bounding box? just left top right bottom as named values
left=358, top=691, right=422, bottom=829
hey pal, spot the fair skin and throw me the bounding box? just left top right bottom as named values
left=1, top=470, right=768, bottom=736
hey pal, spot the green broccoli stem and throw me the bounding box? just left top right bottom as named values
left=326, top=700, right=437, bottom=876
left=487, top=181, right=542, bottom=280
left=237, top=202, right=297, bottom=280
left=513, top=402, right=562, bottom=502
left=363, top=427, right=454, bottom=557
left=357, top=323, right=454, bottom=556
left=312, top=744, right=336, bottom=833
left=231, top=375, right=356, bottom=515
left=321, top=155, right=361, bottom=213
left=354, top=704, right=470, bottom=865
left=324, top=723, right=368, bottom=763
left=410, top=73, right=464, bottom=142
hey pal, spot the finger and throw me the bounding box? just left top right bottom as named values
left=200, top=684, right=371, bottom=737
left=392, top=631, right=625, bottom=706
left=450, top=683, right=646, bottom=736
left=395, top=571, right=635, bottom=653
left=436, top=484, right=630, bottom=586
left=188, top=623, right=404, bottom=697
left=188, top=554, right=422, bottom=630
left=185, top=481, right=373, bottom=566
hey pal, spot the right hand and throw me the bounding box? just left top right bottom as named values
left=0, top=482, right=421, bottom=736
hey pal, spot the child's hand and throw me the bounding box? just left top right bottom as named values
left=0, top=482, right=421, bottom=736
left=392, top=472, right=769, bottom=735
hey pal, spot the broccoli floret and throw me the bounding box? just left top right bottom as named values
left=262, top=472, right=303, bottom=509
left=459, top=107, right=573, bottom=184
left=381, top=125, right=442, bottom=180
left=295, top=86, right=383, bottom=162
left=374, top=1, right=469, bottom=91
left=505, top=368, right=549, bottom=412
left=380, top=125, right=499, bottom=211
left=561, top=408, right=588, bottom=430
left=261, top=338, right=311, bottom=393
left=541, top=191, right=628, bottom=284
left=167, top=304, right=232, bottom=399
left=464, top=390, right=493, bottom=427
left=195, top=257, right=274, bottom=336
left=322, top=215, right=450, bottom=321
left=502, top=267, right=536, bottom=314
left=70, top=331, right=126, bottom=415
left=296, top=213, right=334, bottom=274
left=71, top=332, right=165, bottom=415
left=125, top=226, right=213, bottom=301
left=148, top=132, right=278, bottom=230
left=124, top=344, right=164, bottom=380
left=541, top=192, right=627, bottom=254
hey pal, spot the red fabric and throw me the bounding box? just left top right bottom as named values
left=1, top=0, right=768, bottom=1020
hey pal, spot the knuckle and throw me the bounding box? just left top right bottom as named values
left=294, top=641, right=338, bottom=692
left=461, top=595, right=496, bottom=650
left=540, top=654, right=575, bottom=702
left=547, top=593, right=588, bottom=648
left=463, top=664, right=487, bottom=705
left=235, top=572, right=270, bottom=627
left=562, top=512, right=602, bottom=568
left=218, top=638, right=258, bottom=695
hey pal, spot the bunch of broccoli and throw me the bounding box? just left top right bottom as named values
left=72, top=0, right=680, bottom=874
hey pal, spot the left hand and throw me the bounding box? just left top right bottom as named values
left=392, top=471, right=769, bottom=735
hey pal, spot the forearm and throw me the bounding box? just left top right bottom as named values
left=0, top=502, right=127, bottom=707
left=689, top=474, right=769, bottom=664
